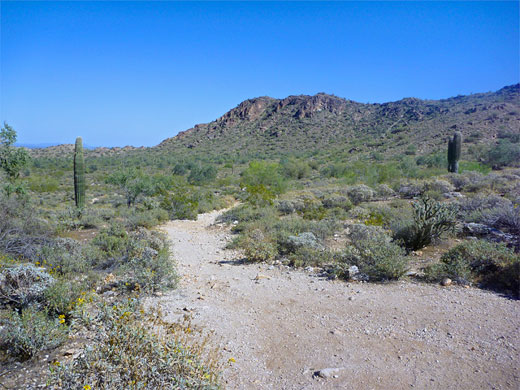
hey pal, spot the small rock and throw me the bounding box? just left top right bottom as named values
left=441, top=278, right=452, bottom=287
left=315, top=367, right=344, bottom=379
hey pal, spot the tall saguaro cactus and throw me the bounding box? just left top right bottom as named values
left=447, top=131, right=462, bottom=173
left=74, top=137, right=86, bottom=208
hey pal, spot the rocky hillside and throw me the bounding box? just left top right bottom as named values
left=157, top=84, right=520, bottom=157
left=30, top=84, right=519, bottom=159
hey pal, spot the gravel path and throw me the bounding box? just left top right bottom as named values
left=148, top=209, right=520, bottom=390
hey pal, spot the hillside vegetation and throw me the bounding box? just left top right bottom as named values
left=1, top=84, right=519, bottom=388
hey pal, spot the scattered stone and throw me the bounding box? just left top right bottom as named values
left=315, top=367, right=344, bottom=379
left=253, top=274, right=270, bottom=281
left=441, top=278, right=452, bottom=287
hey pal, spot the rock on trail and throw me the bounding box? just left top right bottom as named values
left=147, top=209, right=520, bottom=390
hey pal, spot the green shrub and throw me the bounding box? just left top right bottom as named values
left=240, top=161, right=287, bottom=202
left=425, top=240, right=519, bottom=296
left=486, top=140, right=520, bottom=168
left=122, top=246, right=177, bottom=293
left=288, top=247, right=333, bottom=267
left=188, top=164, right=218, bottom=185
left=239, top=230, right=277, bottom=262
left=321, top=195, right=352, bottom=211
left=342, top=237, right=408, bottom=281
left=92, top=224, right=130, bottom=263
left=43, top=277, right=91, bottom=317
left=38, top=238, right=89, bottom=276
left=347, top=185, right=375, bottom=205
left=161, top=192, right=199, bottom=220
left=280, top=158, right=310, bottom=179
left=0, top=307, right=68, bottom=360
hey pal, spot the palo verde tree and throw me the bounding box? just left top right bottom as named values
left=74, top=137, right=86, bottom=208
left=0, top=122, right=29, bottom=196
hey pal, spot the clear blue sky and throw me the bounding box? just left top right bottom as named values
left=1, top=1, right=518, bottom=147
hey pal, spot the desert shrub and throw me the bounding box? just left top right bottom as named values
left=240, top=161, right=287, bottom=196
left=280, top=158, right=310, bottom=179
left=461, top=171, right=488, bottom=192
left=122, top=208, right=169, bottom=229
left=425, top=240, right=519, bottom=296
left=0, top=195, right=51, bottom=259
left=375, top=184, right=395, bottom=199
left=458, top=162, right=491, bottom=175
left=0, top=307, right=67, bottom=360
left=416, top=152, right=446, bottom=168
left=27, top=176, right=60, bottom=193
left=347, top=206, right=372, bottom=221
left=321, top=195, right=352, bottom=211
left=458, top=194, right=512, bottom=215
left=188, top=164, right=218, bottom=185
left=445, top=173, right=470, bottom=191
left=279, top=232, right=323, bottom=254
left=288, top=247, right=333, bottom=267
left=424, top=179, right=454, bottom=194
left=0, top=264, right=54, bottom=308
left=48, top=303, right=220, bottom=389
left=218, top=204, right=276, bottom=228
left=347, top=185, right=375, bottom=205
left=276, top=200, right=296, bottom=215
left=341, top=236, right=408, bottom=281
left=478, top=204, right=520, bottom=235
left=242, top=239, right=277, bottom=263
left=106, top=170, right=157, bottom=207
left=53, top=207, right=107, bottom=231
left=397, top=182, right=424, bottom=199
left=161, top=191, right=199, bottom=220
left=486, top=140, right=520, bottom=168
left=38, top=238, right=88, bottom=275
left=43, top=278, right=90, bottom=316
left=348, top=224, right=392, bottom=243
left=91, top=224, right=130, bottom=265
left=392, top=197, right=457, bottom=250
left=122, top=246, right=177, bottom=293
left=299, top=198, right=327, bottom=220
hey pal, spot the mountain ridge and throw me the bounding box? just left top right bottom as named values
left=28, top=84, right=519, bottom=159
left=156, top=83, right=519, bottom=156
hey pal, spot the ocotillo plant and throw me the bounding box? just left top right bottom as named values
left=74, top=137, right=86, bottom=208
left=447, top=131, right=462, bottom=173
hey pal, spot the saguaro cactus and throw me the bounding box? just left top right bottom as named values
left=447, top=131, right=462, bottom=173
left=74, top=137, right=85, bottom=208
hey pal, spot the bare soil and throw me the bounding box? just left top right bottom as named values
left=148, top=209, right=520, bottom=390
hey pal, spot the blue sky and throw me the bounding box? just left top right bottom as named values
left=1, top=1, right=518, bottom=147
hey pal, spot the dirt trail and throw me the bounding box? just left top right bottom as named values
left=148, top=209, right=520, bottom=390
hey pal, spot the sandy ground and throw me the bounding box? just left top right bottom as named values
left=147, top=209, right=520, bottom=390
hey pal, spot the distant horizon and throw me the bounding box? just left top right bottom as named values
left=2, top=1, right=518, bottom=147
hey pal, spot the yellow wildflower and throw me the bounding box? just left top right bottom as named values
left=228, top=357, right=236, bottom=363
left=84, top=385, right=91, bottom=390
